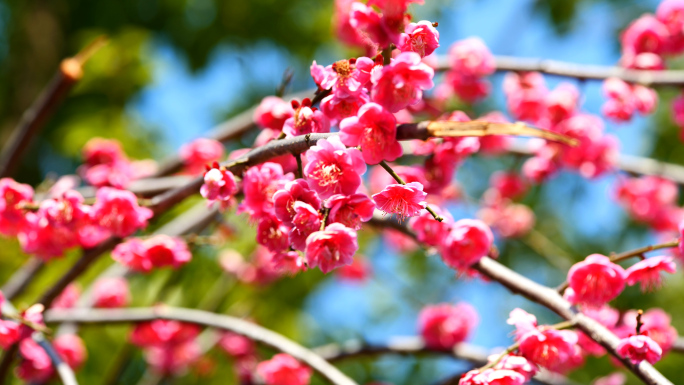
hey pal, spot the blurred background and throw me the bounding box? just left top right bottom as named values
left=1, top=0, right=684, bottom=384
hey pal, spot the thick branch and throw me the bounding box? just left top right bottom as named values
left=473, top=257, right=672, bottom=385
left=44, top=307, right=358, bottom=385
left=435, top=55, right=684, bottom=86
left=0, top=37, right=106, bottom=178
left=313, top=337, right=578, bottom=385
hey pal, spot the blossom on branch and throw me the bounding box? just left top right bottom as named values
left=567, top=254, right=626, bottom=307
left=305, top=223, right=358, bottom=274
left=372, top=182, right=427, bottom=220
left=303, top=136, right=366, bottom=199
left=616, top=335, right=662, bottom=364
left=256, top=353, right=312, bottom=385
left=371, top=52, right=434, bottom=112
left=340, top=102, right=403, bottom=165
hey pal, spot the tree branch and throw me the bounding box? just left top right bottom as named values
left=0, top=37, right=106, bottom=178
left=44, top=307, right=359, bottom=385
left=366, top=216, right=672, bottom=385
left=473, top=257, right=672, bottom=385
left=435, top=55, right=684, bottom=86
left=1, top=258, right=45, bottom=300
left=33, top=333, right=79, bottom=385
left=313, top=337, right=579, bottom=385
left=507, top=141, right=684, bottom=186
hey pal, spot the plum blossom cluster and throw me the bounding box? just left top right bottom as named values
left=417, top=302, right=478, bottom=349
left=565, top=253, right=676, bottom=308
left=0, top=293, right=87, bottom=382
left=179, top=138, right=225, bottom=175
left=614, top=0, right=684, bottom=136
left=499, top=74, right=619, bottom=181
left=217, top=329, right=313, bottom=385
left=112, top=234, right=192, bottom=273
left=441, top=37, right=496, bottom=103
left=52, top=278, right=131, bottom=309
left=614, top=175, right=684, bottom=232
left=131, top=320, right=201, bottom=374
left=0, top=178, right=153, bottom=260
left=80, top=137, right=156, bottom=188
left=335, top=0, right=431, bottom=56
left=478, top=172, right=535, bottom=239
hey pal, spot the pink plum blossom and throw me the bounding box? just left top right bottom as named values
left=398, top=21, right=440, bottom=57
left=17, top=338, right=53, bottom=383
left=418, top=303, right=478, bottom=349
left=239, top=162, right=294, bottom=219
left=311, top=57, right=375, bottom=99
left=200, top=165, right=239, bottom=205
left=616, top=335, right=662, bottom=364
left=0, top=319, right=20, bottom=349
left=256, top=215, right=290, bottom=253
left=625, top=256, right=676, bottom=291
left=492, top=354, right=538, bottom=381
left=458, top=368, right=526, bottom=385
left=283, top=98, right=331, bottom=137
left=349, top=3, right=394, bottom=49
left=54, top=334, right=87, bottom=370
left=131, top=320, right=201, bottom=374
left=93, top=277, right=131, bottom=308
left=273, top=179, right=322, bottom=226
left=254, top=96, right=294, bottom=131
left=621, top=14, right=669, bottom=56
left=0, top=178, right=34, bottom=236
left=448, top=37, right=495, bottom=77
left=371, top=52, right=434, bottom=112
left=303, top=136, right=366, bottom=199
left=305, top=223, right=358, bottom=274
left=372, top=182, right=427, bottom=220
left=340, top=102, right=402, bottom=164
left=91, top=187, right=153, bottom=238
left=440, top=219, right=494, bottom=270
left=508, top=309, right=579, bottom=372
left=79, top=138, right=136, bottom=188
left=289, top=202, right=322, bottom=251
left=336, top=257, right=372, bottom=282
left=657, top=0, right=684, bottom=54
left=51, top=284, right=81, bottom=310
left=179, top=138, right=224, bottom=175
left=320, top=91, right=370, bottom=125
left=409, top=206, right=453, bottom=247
left=567, top=254, right=626, bottom=307
left=325, top=193, right=375, bottom=230
left=112, top=235, right=192, bottom=273
left=621, top=309, right=678, bottom=353
left=256, top=354, right=312, bottom=385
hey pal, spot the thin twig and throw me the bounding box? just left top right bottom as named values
left=378, top=160, right=443, bottom=222
left=44, top=307, right=358, bottom=385
left=33, top=333, right=79, bottom=385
